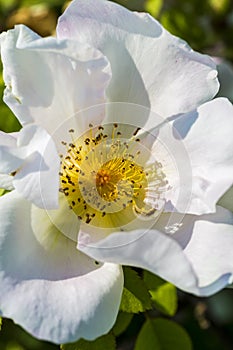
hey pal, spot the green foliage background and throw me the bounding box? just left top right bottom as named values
left=0, top=0, right=233, bottom=349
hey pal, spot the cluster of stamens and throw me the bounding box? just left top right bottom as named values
left=59, top=123, right=168, bottom=229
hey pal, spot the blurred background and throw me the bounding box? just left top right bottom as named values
left=0, top=0, right=233, bottom=349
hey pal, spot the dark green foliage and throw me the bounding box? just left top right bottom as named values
left=61, top=334, right=116, bottom=350
left=135, top=318, right=193, bottom=350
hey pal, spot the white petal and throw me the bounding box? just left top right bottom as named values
left=0, top=174, right=14, bottom=190
left=0, top=131, right=17, bottom=147
left=0, top=144, right=24, bottom=173
left=78, top=227, right=198, bottom=294
left=15, top=125, right=60, bottom=209
left=0, top=25, right=111, bottom=140
left=31, top=193, right=81, bottom=244
left=158, top=206, right=233, bottom=295
left=0, top=132, right=18, bottom=190
left=0, top=125, right=60, bottom=207
left=155, top=98, right=233, bottom=215
left=57, top=0, right=219, bottom=117
left=0, top=191, right=123, bottom=344
left=0, top=130, right=20, bottom=173
left=79, top=205, right=233, bottom=296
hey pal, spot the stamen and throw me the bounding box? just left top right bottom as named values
left=60, top=123, right=168, bottom=228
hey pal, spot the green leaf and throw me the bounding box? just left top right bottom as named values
left=20, top=0, right=65, bottom=7
left=145, top=0, right=163, bottom=17
left=150, top=283, right=177, bottom=316
left=0, top=0, right=18, bottom=12
left=143, top=271, right=178, bottom=316
left=0, top=317, right=2, bottom=330
left=112, top=312, right=133, bottom=336
left=61, top=334, right=116, bottom=350
left=143, top=270, right=165, bottom=290
left=208, top=0, right=230, bottom=13
left=120, top=267, right=152, bottom=313
left=135, top=318, right=193, bottom=350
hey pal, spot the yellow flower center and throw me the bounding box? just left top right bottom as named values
left=60, top=124, right=167, bottom=229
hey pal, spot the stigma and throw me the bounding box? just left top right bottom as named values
left=59, top=123, right=167, bottom=228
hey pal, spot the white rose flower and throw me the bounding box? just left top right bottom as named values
left=0, top=0, right=233, bottom=345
